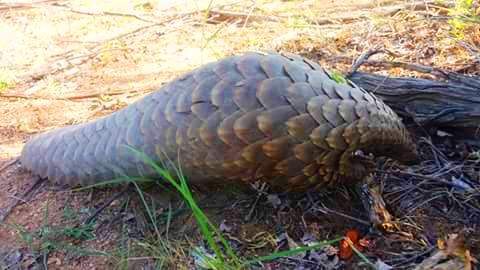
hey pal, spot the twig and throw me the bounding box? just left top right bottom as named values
left=0, top=158, right=18, bottom=174
left=51, top=3, right=159, bottom=24
left=309, top=0, right=451, bottom=26
left=206, top=9, right=280, bottom=24
left=0, top=176, right=47, bottom=223
left=349, top=48, right=384, bottom=76
left=314, top=205, right=371, bottom=226
left=2, top=85, right=152, bottom=101
left=0, top=0, right=58, bottom=11
left=82, top=186, right=130, bottom=225
left=344, top=50, right=452, bottom=79
left=245, top=182, right=267, bottom=222
left=376, top=170, right=474, bottom=190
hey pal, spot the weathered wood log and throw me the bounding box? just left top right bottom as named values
left=348, top=71, right=480, bottom=139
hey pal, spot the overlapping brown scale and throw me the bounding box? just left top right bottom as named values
left=166, top=91, right=187, bottom=125
left=126, top=113, right=145, bottom=147
left=257, top=106, right=297, bottom=137
left=176, top=90, right=193, bottom=113
left=362, top=91, right=376, bottom=104
left=326, top=171, right=340, bottom=186
left=20, top=51, right=416, bottom=191
left=211, top=80, right=240, bottom=115
left=73, top=127, right=95, bottom=175
left=262, top=136, right=294, bottom=160
left=64, top=133, right=81, bottom=181
left=284, top=83, right=316, bottom=114
left=325, top=123, right=348, bottom=150
left=306, top=95, right=330, bottom=124
left=338, top=151, right=355, bottom=178
left=254, top=160, right=277, bottom=179
left=338, top=100, right=358, bottom=123
left=220, top=160, right=239, bottom=173
left=241, top=138, right=269, bottom=163
left=151, top=103, right=170, bottom=131
left=164, top=126, right=178, bottom=154
left=51, top=141, right=68, bottom=180
left=140, top=100, right=163, bottom=138
left=302, top=58, right=323, bottom=70
left=286, top=114, right=318, bottom=140
left=234, top=156, right=255, bottom=170
left=274, top=157, right=305, bottom=176
left=113, top=105, right=128, bottom=127
left=205, top=151, right=225, bottom=171
left=175, top=124, right=190, bottom=147
left=191, top=76, right=218, bottom=103
left=199, top=111, right=225, bottom=146
left=191, top=102, right=217, bottom=121
left=212, top=56, right=240, bottom=77
left=310, top=123, right=334, bottom=150
left=256, top=77, right=291, bottom=109
left=86, top=128, right=113, bottom=180
left=53, top=130, right=77, bottom=178
left=293, top=142, right=320, bottom=163
left=240, top=169, right=257, bottom=182
left=306, top=70, right=330, bottom=95
left=259, top=54, right=288, bottom=77
left=122, top=103, right=140, bottom=121
left=233, top=109, right=265, bottom=144
left=189, top=151, right=206, bottom=168
left=322, top=99, right=345, bottom=127
left=217, top=110, right=246, bottom=147
left=354, top=101, right=370, bottom=119
left=103, top=128, right=120, bottom=173
left=281, top=53, right=311, bottom=70
left=316, top=150, right=341, bottom=168
left=186, top=117, right=210, bottom=154
left=349, top=86, right=369, bottom=103
left=287, top=82, right=316, bottom=100
left=320, top=79, right=341, bottom=99
left=302, top=163, right=319, bottom=177
left=283, top=61, right=307, bottom=82
left=192, top=62, right=217, bottom=82
left=332, top=84, right=353, bottom=100
left=233, top=79, right=263, bottom=111
left=222, top=155, right=253, bottom=178
left=312, top=180, right=328, bottom=191
left=287, top=174, right=308, bottom=186
left=235, top=53, right=267, bottom=78
left=342, top=121, right=361, bottom=146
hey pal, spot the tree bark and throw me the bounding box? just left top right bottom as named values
left=348, top=71, right=480, bottom=139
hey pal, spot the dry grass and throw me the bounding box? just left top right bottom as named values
left=0, top=0, right=479, bottom=269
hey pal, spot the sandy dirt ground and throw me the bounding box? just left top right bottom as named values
left=0, top=0, right=478, bottom=269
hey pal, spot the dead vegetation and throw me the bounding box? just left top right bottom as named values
left=0, top=0, right=479, bottom=269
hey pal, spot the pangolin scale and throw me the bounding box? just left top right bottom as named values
left=20, top=52, right=416, bottom=191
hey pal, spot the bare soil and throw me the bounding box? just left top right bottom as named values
left=1, top=0, right=479, bottom=269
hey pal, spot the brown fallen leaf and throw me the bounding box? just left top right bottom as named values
left=415, top=234, right=478, bottom=270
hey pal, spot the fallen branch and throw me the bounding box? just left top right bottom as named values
left=205, top=9, right=281, bottom=25
left=0, top=159, right=18, bottom=174
left=0, top=88, right=151, bottom=101
left=50, top=3, right=159, bottom=24
left=348, top=70, right=480, bottom=138
left=82, top=187, right=130, bottom=225
left=0, top=176, right=46, bottom=223
left=0, top=0, right=58, bottom=11
left=310, top=0, right=452, bottom=26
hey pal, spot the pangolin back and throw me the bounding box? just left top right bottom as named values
left=20, top=52, right=416, bottom=191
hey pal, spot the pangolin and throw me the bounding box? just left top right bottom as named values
left=20, top=52, right=417, bottom=191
